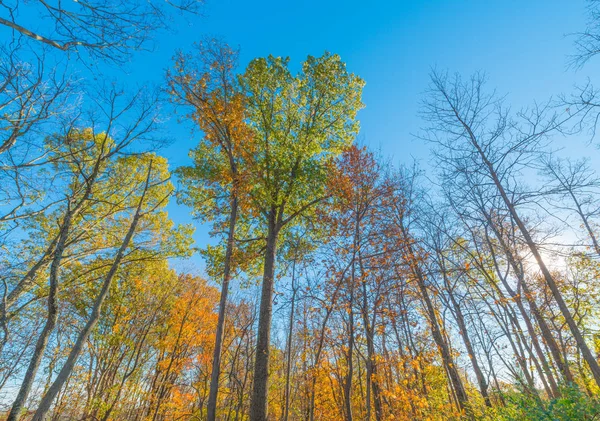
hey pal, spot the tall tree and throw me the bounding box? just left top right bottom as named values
left=240, top=53, right=364, bottom=421
left=422, top=70, right=600, bottom=387
left=168, top=39, right=252, bottom=421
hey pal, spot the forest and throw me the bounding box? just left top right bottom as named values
left=2, top=0, right=600, bottom=420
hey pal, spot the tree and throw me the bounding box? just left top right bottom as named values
left=421, top=70, right=600, bottom=388
left=421, top=209, right=493, bottom=407
left=383, top=170, right=474, bottom=418
left=325, top=145, right=388, bottom=421
left=4, top=85, right=188, bottom=421
left=168, top=38, right=252, bottom=421
left=0, top=0, right=205, bottom=64
left=0, top=43, right=73, bottom=156
left=30, top=151, right=191, bottom=421
left=240, top=53, right=364, bottom=421
left=571, top=0, right=600, bottom=68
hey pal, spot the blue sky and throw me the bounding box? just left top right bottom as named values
left=10, top=0, right=600, bottom=272
left=134, top=0, right=600, bottom=272
left=138, top=0, right=600, bottom=158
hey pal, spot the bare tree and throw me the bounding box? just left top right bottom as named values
left=384, top=168, right=474, bottom=419
left=571, top=0, right=600, bottom=68
left=0, top=42, right=74, bottom=156
left=542, top=156, right=600, bottom=258
left=0, top=0, right=205, bottom=64
left=421, top=70, right=600, bottom=387
left=421, top=210, right=493, bottom=407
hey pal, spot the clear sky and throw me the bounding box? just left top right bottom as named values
left=130, top=0, right=598, bottom=272
left=134, top=0, right=600, bottom=157
left=30, top=0, right=600, bottom=272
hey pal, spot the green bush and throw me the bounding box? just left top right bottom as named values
left=492, top=385, right=600, bottom=421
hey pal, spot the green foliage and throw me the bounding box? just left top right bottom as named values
left=240, top=52, right=364, bottom=218
left=491, top=386, right=600, bottom=421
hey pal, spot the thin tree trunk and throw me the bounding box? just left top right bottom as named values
left=308, top=269, right=344, bottom=421
left=403, top=236, right=472, bottom=419
left=359, top=271, right=382, bottom=420
left=7, top=209, right=73, bottom=421
left=1, top=233, right=58, bottom=336
left=414, top=268, right=470, bottom=413
left=343, top=216, right=361, bottom=421
left=480, top=241, right=559, bottom=396
left=31, top=162, right=153, bottom=421
left=283, top=259, right=298, bottom=421
left=482, top=216, right=574, bottom=386
left=207, top=196, right=238, bottom=421
left=460, top=114, right=600, bottom=386
left=446, top=285, right=491, bottom=407
left=344, top=278, right=355, bottom=421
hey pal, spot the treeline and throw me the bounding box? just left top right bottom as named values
left=3, top=1, right=600, bottom=421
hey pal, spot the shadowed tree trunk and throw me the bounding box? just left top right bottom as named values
left=283, top=253, right=299, bottom=421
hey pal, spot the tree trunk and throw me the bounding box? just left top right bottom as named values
left=482, top=217, right=574, bottom=386
left=480, top=241, right=559, bottom=397
left=344, top=278, right=355, bottom=421
left=404, top=238, right=472, bottom=419
left=250, top=208, right=279, bottom=421
left=466, top=122, right=600, bottom=387
left=32, top=163, right=152, bottom=421
left=283, top=259, right=298, bottom=421
left=446, top=285, right=491, bottom=407
left=207, top=196, right=238, bottom=421
left=360, top=277, right=383, bottom=420
left=343, top=216, right=361, bottom=421
left=7, top=209, right=72, bottom=421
